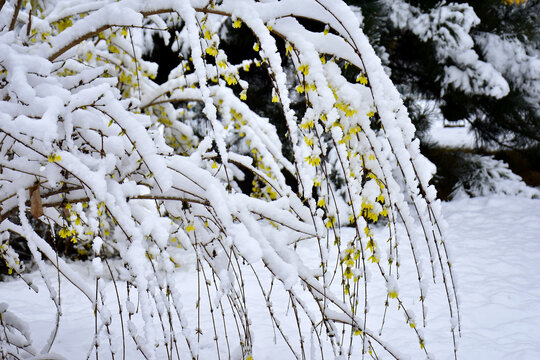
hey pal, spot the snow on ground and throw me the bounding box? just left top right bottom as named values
left=1, top=195, right=540, bottom=359
left=426, top=120, right=477, bottom=149
left=443, top=196, right=540, bottom=359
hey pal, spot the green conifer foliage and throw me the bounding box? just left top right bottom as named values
left=347, top=0, right=540, bottom=151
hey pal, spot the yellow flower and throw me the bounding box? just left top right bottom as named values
left=350, top=125, right=362, bottom=134
left=325, top=216, right=335, bottom=228
left=48, top=153, right=62, bottom=162
left=361, top=201, right=373, bottom=210
left=298, top=64, right=309, bottom=76
left=233, top=19, right=242, bottom=28
left=272, top=88, right=279, bottom=103
left=253, top=42, right=260, bottom=52
left=206, top=46, right=218, bottom=56
left=367, top=211, right=378, bottom=222
left=356, top=73, right=368, bottom=85
left=224, top=74, right=237, bottom=85
left=59, top=228, right=70, bottom=238
left=336, top=102, right=347, bottom=112
left=324, top=25, right=330, bottom=36
left=285, top=42, right=293, bottom=55
left=55, top=18, right=73, bottom=33
left=345, top=108, right=357, bottom=117
left=300, top=118, right=314, bottom=129
left=305, top=155, right=321, bottom=166
left=339, top=133, right=351, bottom=144
left=108, top=45, right=119, bottom=54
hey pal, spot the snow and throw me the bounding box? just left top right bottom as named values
left=382, top=0, right=510, bottom=99
left=1, top=195, right=539, bottom=359
left=444, top=196, right=540, bottom=359
left=0, top=0, right=537, bottom=359
left=427, top=120, right=476, bottom=149
left=475, top=32, right=540, bottom=113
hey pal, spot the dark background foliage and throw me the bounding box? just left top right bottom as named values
left=346, top=0, right=540, bottom=196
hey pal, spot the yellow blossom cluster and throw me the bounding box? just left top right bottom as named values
left=503, top=0, right=527, bottom=4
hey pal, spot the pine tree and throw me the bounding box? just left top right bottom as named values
left=348, top=0, right=540, bottom=151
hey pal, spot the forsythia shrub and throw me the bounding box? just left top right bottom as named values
left=0, top=1, right=459, bottom=359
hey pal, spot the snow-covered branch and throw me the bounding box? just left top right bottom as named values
left=0, top=0, right=459, bottom=358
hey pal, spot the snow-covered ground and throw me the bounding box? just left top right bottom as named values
left=1, top=195, right=539, bottom=359
left=427, top=121, right=476, bottom=149
left=444, top=196, right=540, bottom=359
